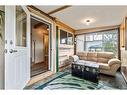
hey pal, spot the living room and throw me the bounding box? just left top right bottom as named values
left=25, top=6, right=127, bottom=89
left=0, top=5, right=127, bottom=90
left=1, top=1, right=127, bottom=95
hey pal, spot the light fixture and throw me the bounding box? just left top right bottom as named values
left=82, top=18, right=95, bottom=25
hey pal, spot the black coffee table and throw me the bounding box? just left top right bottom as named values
left=72, top=61, right=99, bottom=83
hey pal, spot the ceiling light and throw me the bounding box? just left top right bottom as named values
left=82, top=18, right=95, bottom=25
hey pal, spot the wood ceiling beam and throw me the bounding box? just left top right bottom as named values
left=48, top=6, right=71, bottom=15
left=55, top=19, right=75, bottom=33
left=27, top=5, right=55, bottom=21
left=27, top=5, right=75, bottom=32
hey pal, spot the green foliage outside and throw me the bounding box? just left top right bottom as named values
left=103, top=40, right=117, bottom=57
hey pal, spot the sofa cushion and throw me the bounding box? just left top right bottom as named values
left=97, top=58, right=109, bottom=64
left=108, top=58, right=121, bottom=66
left=97, top=52, right=114, bottom=58
left=79, top=56, right=87, bottom=60
left=77, top=52, right=87, bottom=60
left=87, top=52, right=97, bottom=62
left=97, top=52, right=114, bottom=63
left=98, top=63, right=110, bottom=70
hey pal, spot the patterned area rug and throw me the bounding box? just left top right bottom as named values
left=36, top=72, right=117, bottom=90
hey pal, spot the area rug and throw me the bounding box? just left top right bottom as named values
left=36, top=72, right=117, bottom=90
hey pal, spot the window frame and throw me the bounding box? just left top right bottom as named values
left=76, top=28, right=120, bottom=58
left=59, top=29, right=74, bottom=45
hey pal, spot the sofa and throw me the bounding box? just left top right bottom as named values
left=69, top=52, right=121, bottom=76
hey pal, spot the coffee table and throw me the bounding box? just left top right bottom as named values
left=71, top=61, right=99, bottom=83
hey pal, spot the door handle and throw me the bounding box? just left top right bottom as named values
left=9, top=49, right=18, bottom=53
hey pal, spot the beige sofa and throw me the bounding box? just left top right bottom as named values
left=70, top=52, right=121, bottom=76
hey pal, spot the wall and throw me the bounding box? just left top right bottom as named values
left=75, top=25, right=119, bottom=35
left=56, top=20, right=75, bottom=70
left=0, top=6, right=4, bottom=89
left=28, top=6, right=75, bottom=72
left=120, top=17, right=127, bottom=82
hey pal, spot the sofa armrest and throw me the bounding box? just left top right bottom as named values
left=69, top=55, right=79, bottom=63
left=108, top=58, right=121, bottom=66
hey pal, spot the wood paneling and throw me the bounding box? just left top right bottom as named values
left=27, top=6, right=75, bottom=34
left=48, top=6, right=71, bottom=15
left=55, top=20, right=75, bottom=33
left=125, top=18, right=127, bottom=50
left=56, top=20, right=75, bottom=71
left=120, top=17, right=127, bottom=83
left=27, top=5, right=55, bottom=21
left=120, top=19, right=125, bottom=48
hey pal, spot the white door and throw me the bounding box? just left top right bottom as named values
left=5, top=6, right=31, bottom=89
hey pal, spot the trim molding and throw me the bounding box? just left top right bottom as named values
left=27, top=5, right=55, bottom=21
left=75, top=25, right=120, bottom=35
left=56, top=26, right=59, bottom=72
left=48, top=6, right=71, bottom=15
left=55, top=19, right=75, bottom=33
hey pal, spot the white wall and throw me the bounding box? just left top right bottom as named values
left=32, top=28, right=45, bottom=64
left=0, top=6, right=4, bottom=89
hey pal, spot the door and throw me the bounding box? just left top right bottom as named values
left=30, top=16, right=52, bottom=73
left=5, top=6, right=30, bottom=89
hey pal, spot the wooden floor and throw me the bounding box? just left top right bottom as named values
left=31, top=62, right=48, bottom=77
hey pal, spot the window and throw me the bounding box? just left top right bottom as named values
left=86, top=34, right=93, bottom=41
left=68, top=33, right=73, bottom=45
left=60, top=29, right=67, bottom=44
left=16, top=6, right=27, bottom=47
left=76, top=29, right=118, bottom=57
left=76, top=35, right=85, bottom=52
left=94, top=34, right=102, bottom=41
left=60, top=29, right=74, bottom=45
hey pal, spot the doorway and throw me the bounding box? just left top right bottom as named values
left=31, top=16, right=51, bottom=77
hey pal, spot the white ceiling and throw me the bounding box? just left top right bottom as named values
left=35, top=6, right=127, bottom=30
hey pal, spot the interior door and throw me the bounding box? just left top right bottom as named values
left=5, top=6, right=30, bottom=89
